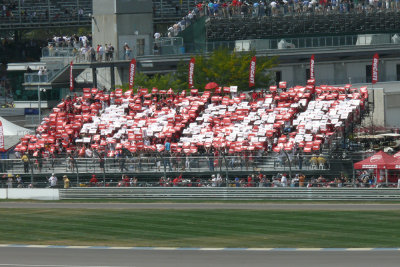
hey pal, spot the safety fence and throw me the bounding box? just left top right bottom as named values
left=58, top=187, right=400, bottom=200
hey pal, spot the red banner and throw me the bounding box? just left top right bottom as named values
left=310, top=54, right=315, bottom=79
left=249, top=56, right=256, bottom=87
left=69, top=61, right=74, bottom=91
left=129, top=58, right=136, bottom=90
left=0, top=120, right=4, bottom=152
left=188, top=57, right=195, bottom=89
left=372, top=53, right=379, bottom=84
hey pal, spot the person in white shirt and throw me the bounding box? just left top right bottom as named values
left=49, top=173, right=57, bottom=188
left=281, top=174, right=287, bottom=187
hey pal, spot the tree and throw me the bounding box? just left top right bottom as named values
left=117, top=73, right=185, bottom=93
left=176, top=48, right=277, bottom=91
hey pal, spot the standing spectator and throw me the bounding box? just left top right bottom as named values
left=98, top=44, right=104, bottom=61
left=48, top=173, right=57, bottom=188
left=108, top=43, right=114, bottom=61
left=63, top=175, right=70, bottom=189
left=21, top=153, right=29, bottom=173
left=281, top=173, right=288, bottom=187
left=89, top=174, right=98, bottom=186
left=16, top=175, right=23, bottom=188
left=7, top=174, right=13, bottom=188
left=123, top=43, right=131, bottom=60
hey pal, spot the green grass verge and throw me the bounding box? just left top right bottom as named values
left=0, top=209, right=399, bottom=248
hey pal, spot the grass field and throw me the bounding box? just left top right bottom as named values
left=1, top=209, right=399, bottom=248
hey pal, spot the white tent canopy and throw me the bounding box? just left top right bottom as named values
left=0, top=117, right=33, bottom=150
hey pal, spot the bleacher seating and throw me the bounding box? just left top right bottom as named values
left=0, top=0, right=92, bottom=29
left=15, top=81, right=368, bottom=159
left=205, top=12, right=400, bottom=41
left=153, top=0, right=196, bottom=20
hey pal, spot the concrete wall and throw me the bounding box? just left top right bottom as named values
left=93, top=0, right=153, bottom=89
left=0, top=189, right=59, bottom=200
left=274, top=58, right=400, bottom=86
left=116, top=0, right=152, bottom=14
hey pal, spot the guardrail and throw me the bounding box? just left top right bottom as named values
left=3, top=154, right=337, bottom=177
left=59, top=187, right=400, bottom=200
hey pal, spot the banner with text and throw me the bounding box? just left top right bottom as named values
left=129, top=58, right=137, bottom=90
left=372, top=53, right=379, bottom=84
left=69, top=61, right=74, bottom=91
left=188, top=57, right=195, bottom=89
left=249, top=56, right=256, bottom=87
left=310, top=54, right=315, bottom=79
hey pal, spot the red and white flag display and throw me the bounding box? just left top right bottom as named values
left=129, top=58, right=136, bottom=90
left=69, top=61, right=74, bottom=91
left=310, top=54, right=315, bottom=79
left=0, top=120, right=4, bottom=152
left=188, top=57, right=195, bottom=89
left=249, top=56, right=256, bottom=87
left=372, top=53, right=379, bottom=84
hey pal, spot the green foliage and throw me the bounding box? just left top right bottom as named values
left=116, top=73, right=185, bottom=94
left=176, top=48, right=277, bottom=91
left=118, top=48, right=276, bottom=92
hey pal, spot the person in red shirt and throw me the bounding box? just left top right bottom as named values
left=89, top=174, right=98, bottom=187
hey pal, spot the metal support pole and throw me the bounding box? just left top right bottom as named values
left=102, top=157, right=106, bottom=187
left=18, top=0, right=21, bottom=23
left=30, top=159, right=34, bottom=186
left=75, top=158, right=79, bottom=186
left=92, top=68, right=97, bottom=88
left=48, top=0, right=51, bottom=22
left=110, top=64, right=115, bottom=91
left=77, top=0, right=79, bottom=22
left=37, top=85, right=41, bottom=124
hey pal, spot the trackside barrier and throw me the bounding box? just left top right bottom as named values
left=59, top=188, right=400, bottom=200
left=0, top=189, right=59, bottom=200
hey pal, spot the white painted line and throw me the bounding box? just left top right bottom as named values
left=296, top=248, right=323, bottom=251
left=247, top=248, right=274, bottom=251
left=199, top=248, right=225, bottom=251
left=152, top=247, right=179, bottom=250
left=0, top=264, right=127, bottom=267
left=64, top=246, right=92, bottom=249
left=346, top=248, right=374, bottom=251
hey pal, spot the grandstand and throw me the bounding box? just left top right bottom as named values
left=0, top=0, right=92, bottom=30
left=205, top=12, right=400, bottom=41
left=7, top=81, right=370, bottom=186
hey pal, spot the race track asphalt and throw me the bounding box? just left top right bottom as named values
left=0, top=247, right=399, bottom=267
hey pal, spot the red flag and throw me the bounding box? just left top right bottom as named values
left=372, top=53, right=379, bottom=84
left=69, top=61, right=74, bottom=91
left=0, top=121, right=4, bottom=152
left=129, top=58, right=136, bottom=90
left=188, top=57, right=195, bottom=89
left=249, top=56, right=256, bottom=87
left=310, top=54, right=315, bottom=79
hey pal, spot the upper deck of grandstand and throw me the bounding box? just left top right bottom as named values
left=205, top=11, right=400, bottom=41
left=0, top=0, right=92, bottom=30
left=0, top=0, right=198, bottom=30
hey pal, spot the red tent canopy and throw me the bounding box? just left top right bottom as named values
left=393, top=151, right=400, bottom=159
left=354, top=151, right=396, bottom=170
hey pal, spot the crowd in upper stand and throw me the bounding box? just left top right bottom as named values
left=165, top=0, right=399, bottom=37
